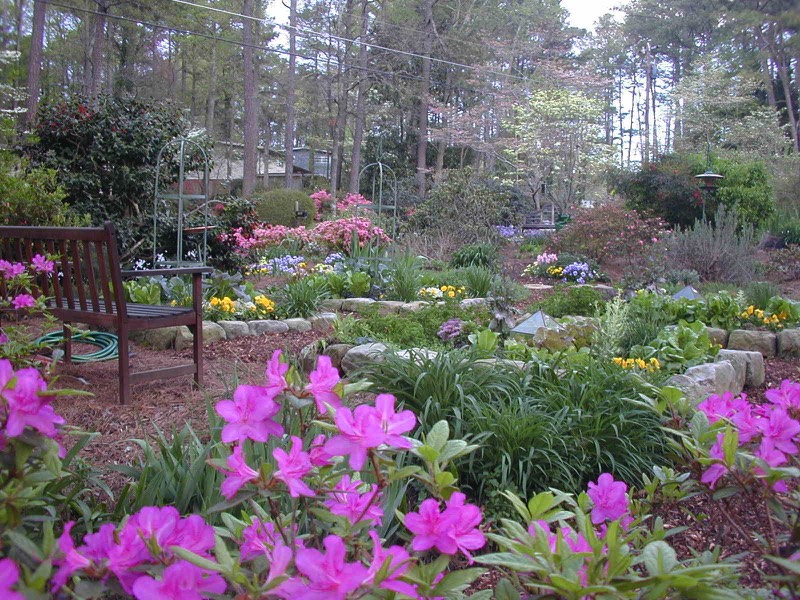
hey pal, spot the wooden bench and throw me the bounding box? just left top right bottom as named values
left=0, top=222, right=211, bottom=404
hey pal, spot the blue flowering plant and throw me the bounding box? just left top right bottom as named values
left=561, top=261, right=598, bottom=284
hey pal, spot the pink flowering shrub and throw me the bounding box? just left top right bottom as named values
left=0, top=256, right=61, bottom=366
left=5, top=350, right=489, bottom=599
left=220, top=217, right=390, bottom=255
left=310, top=190, right=372, bottom=221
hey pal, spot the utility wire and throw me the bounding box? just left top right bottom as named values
left=37, top=0, right=513, bottom=98
left=166, top=0, right=529, bottom=81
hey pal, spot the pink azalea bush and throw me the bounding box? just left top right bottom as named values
left=219, top=217, right=390, bottom=254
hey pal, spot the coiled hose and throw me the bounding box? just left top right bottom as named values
left=35, top=331, right=119, bottom=362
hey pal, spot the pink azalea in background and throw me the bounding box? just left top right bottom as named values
left=366, top=531, right=415, bottom=596
left=0, top=260, right=25, bottom=278
left=277, top=535, right=368, bottom=600
left=324, top=475, right=383, bottom=526
left=131, top=561, right=226, bottom=600
left=215, top=384, right=283, bottom=443
left=767, top=379, right=800, bottom=410
left=306, top=355, right=342, bottom=414
left=0, top=329, right=7, bottom=344
left=375, top=393, right=416, bottom=448
left=219, top=445, right=260, bottom=499
left=0, top=558, right=25, bottom=600
left=586, top=473, right=629, bottom=524
left=273, top=436, right=315, bottom=497
left=265, top=350, right=289, bottom=394
left=405, top=492, right=485, bottom=561
left=701, top=433, right=729, bottom=489
left=11, top=294, right=35, bottom=309
left=0, top=361, right=65, bottom=439
left=324, top=405, right=386, bottom=470
left=31, top=254, right=55, bottom=273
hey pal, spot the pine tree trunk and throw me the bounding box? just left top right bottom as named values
left=285, top=0, right=297, bottom=188
left=90, top=2, right=107, bottom=97
left=25, top=0, right=45, bottom=125
left=348, top=0, right=370, bottom=194
left=242, top=0, right=259, bottom=196
left=206, top=35, right=217, bottom=135
left=416, top=0, right=434, bottom=199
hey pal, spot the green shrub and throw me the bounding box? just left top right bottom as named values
left=386, top=254, right=423, bottom=302
left=359, top=349, right=669, bottom=508
left=533, top=286, right=606, bottom=318
left=251, top=188, right=316, bottom=226
left=461, top=265, right=494, bottom=298
left=664, top=205, right=757, bottom=283
left=0, top=153, right=87, bottom=226
left=698, top=290, right=746, bottom=330
left=276, top=276, right=329, bottom=318
left=768, top=211, right=800, bottom=245
left=629, top=320, right=720, bottom=372
left=745, top=281, right=781, bottom=310
left=450, top=242, right=498, bottom=269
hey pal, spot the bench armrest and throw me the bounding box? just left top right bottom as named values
left=120, top=267, right=213, bottom=278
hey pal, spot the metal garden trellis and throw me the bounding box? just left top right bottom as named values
left=354, top=161, right=399, bottom=263
left=152, top=137, right=211, bottom=267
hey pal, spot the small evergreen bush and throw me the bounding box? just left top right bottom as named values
left=450, top=242, right=498, bottom=269
left=251, top=188, right=316, bottom=226
left=533, top=285, right=606, bottom=318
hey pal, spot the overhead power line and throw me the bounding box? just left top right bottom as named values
left=37, top=0, right=513, bottom=99
left=166, top=0, right=530, bottom=81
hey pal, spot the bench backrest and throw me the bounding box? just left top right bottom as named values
left=0, top=222, right=127, bottom=319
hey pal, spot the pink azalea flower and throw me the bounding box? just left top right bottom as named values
left=174, top=514, right=216, bottom=556
left=0, top=558, right=25, bottom=600
left=52, top=521, right=91, bottom=591
left=697, top=391, right=748, bottom=424
left=265, top=350, right=289, bottom=394
left=273, top=436, right=315, bottom=497
left=308, top=433, right=333, bottom=466
left=324, top=405, right=386, bottom=470
left=701, top=433, right=729, bottom=489
left=215, top=384, right=283, bottom=443
left=31, top=254, right=55, bottom=273
left=219, top=444, right=260, bottom=499
left=375, top=393, right=416, bottom=448
left=277, top=535, right=368, bottom=599
left=131, top=561, right=226, bottom=600
left=0, top=362, right=65, bottom=439
left=586, top=473, right=629, bottom=524
left=11, top=293, right=35, bottom=310
left=730, top=404, right=760, bottom=444
left=324, top=475, right=383, bottom=526
left=240, top=519, right=301, bottom=561
left=756, top=437, right=787, bottom=467
left=758, top=406, right=800, bottom=456
left=0, top=261, right=25, bottom=278
left=0, top=329, right=7, bottom=344
left=766, top=380, right=800, bottom=410
left=365, top=531, right=415, bottom=596
left=405, top=492, right=485, bottom=561
left=306, top=355, right=342, bottom=414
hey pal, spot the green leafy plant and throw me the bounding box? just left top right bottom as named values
left=123, top=277, right=163, bottom=305
left=533, top=285, right=606, bottom=318
left=460, top=265, right=494, bottom=298
left=385, top=254, right=423, bottom=302
left=629, top=320, right=720, bottom=372
left=698, top=290, right=746, bottom=330
left=450, top=242, right=498, bottom=269
left=276, top=275, right=330, bottom=318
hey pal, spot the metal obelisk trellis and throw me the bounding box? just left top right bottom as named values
left=356, top=161, right=399, bottom=261
left=152, top=137, right=211, bottom=267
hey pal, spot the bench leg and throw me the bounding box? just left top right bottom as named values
left=118, top=326, right=131, bottom=405
left=63, top=323, right=72, bottom=363
left=190, top=323, right=203, bottom=389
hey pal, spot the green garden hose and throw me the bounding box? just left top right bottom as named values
left=35, top=331, right=119, bottom=362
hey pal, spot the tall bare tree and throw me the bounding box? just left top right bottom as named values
left=242, top=0, right=258, bottom=196
left=24, top=0, right=45, bottom=124
left=284, top=0, right=297, bottom=187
